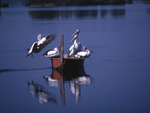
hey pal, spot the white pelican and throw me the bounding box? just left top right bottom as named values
left=69, top=29, right=81, bottom=57
left=27, top=34, right=56, bottom=57
left=43, top=47, right=59, bottom=58
left=75, top=46, right=94, bottom=58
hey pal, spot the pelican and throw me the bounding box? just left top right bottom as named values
left=27, top=34, right=56, bottom=57
left=75, top=46, right=94, bottom=58
left=43, top=47, right=59, bottom=58
left=69, top=29, right=81, bottom=57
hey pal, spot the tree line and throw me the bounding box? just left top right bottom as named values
left=26, top=0, right=133, bottom=7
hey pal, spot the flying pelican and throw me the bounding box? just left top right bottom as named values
left=75, top=46, right=94, bottom=58
left=27, top=34, right=56, bottom=57
left=43, top=47, right=59, bottom=58
left=69, top=29, right=81, bottom=57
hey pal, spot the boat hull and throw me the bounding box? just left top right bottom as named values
left=51, top=57, right=84, bottom=69
left=51, top=57, right=86, bottom=79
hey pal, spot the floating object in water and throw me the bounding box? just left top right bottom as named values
left=43, top=47, right=59, bottom=58
left=27, top=34, right=56, bottom=57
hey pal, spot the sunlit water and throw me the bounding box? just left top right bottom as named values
left=0, top=4, right=150, bottom=113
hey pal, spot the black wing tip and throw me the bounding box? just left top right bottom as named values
left=26, top=53, right=34, bottom=58
left=26, top=54, right=29, bottom=58
left=43, top=52, right=47, bottom=56
left=47, top=34, right=57, bottom=40
left=43, top=49, right=53, bottom=56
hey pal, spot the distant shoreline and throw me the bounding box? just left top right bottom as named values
left=1, top=1, right=150, bottom=8
left=0, top=3, right=9, bottom=8
left=25, top=3, right=56, bottom=8
left=25, top=0, right=127, bottom=7
left=25, top=1, right=150, bottom=8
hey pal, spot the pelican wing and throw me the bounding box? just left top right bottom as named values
left=43, top=34, right=56, bottom=47
left=76, top=51, right=87, bottom=57
left=27, top=34, right=56, bottom=57
left=43, top=48, right=59, bottom=58
left=38, top=34, right=56, bottom=52
left=69, top=44, right=74, bottom=52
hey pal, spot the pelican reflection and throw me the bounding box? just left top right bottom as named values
left=27, top=81, right=57, bottom=104
left=43, top=68, right=91, bottom=105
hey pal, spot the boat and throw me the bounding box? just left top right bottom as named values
left=48, top=33, right=92, bottom=74
left=49, top=34, right=85, bottom=73
left=50, top=54, right=85, bottom=74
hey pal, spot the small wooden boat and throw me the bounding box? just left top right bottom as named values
left=51, top=54, right=85, bottom=71
left=50, top=34, right=85, bottom=74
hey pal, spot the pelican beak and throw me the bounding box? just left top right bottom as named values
left=70, top=36, right=77, bottom=43
left=90, top=50, right=94, bottom=53
left=70, top=29, right=79, bottom=43
left=72, top=29, right=79, bottom=37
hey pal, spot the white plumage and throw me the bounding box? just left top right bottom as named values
left=43, top=47, right=59, bottom=58
left=27, top=42, right=37, bottom=56
left=27, top=34, right=56, bottom=57
left=69, top=29, right=81, bottom=57
left=75, top=46, right=93, bottom=58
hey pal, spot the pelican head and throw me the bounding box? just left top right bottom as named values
left=70, top=29, right=80, bottom=43
left=72, top=29, right=79, bottom=37
left=82, top=46, right=94, bottom=53
left=54, top=47, right=58, bottom=51
left=37, top=34, right=42, bottom=41
left=82, top=46, right=86, bottom=51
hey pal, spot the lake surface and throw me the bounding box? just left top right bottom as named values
left=0, top=4, right=150, bottom=113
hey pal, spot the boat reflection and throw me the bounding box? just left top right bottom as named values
left=100, top=9, right=125, bottom=18
left=27, top=81, right=57, bottom=104
left=69, top=75, right=91, bottom=104
left=147, top=8, right=150, bottom=16
left=43, top=67, right=91, bottom=105
left=43, top=70, right=60, bottom=87
left=28, top=9, right=125, bottom=20
left=28, top=10, right=98, bottom=20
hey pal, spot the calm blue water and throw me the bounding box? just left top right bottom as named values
left=0, top=4, right=150, bottom=113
